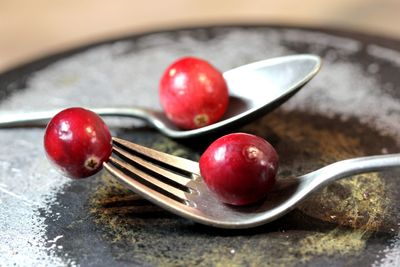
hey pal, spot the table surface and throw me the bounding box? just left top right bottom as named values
left=1, top=0, right=400, bottom=72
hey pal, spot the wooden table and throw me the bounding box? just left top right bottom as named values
left=1, top=0, right=400, bottom=72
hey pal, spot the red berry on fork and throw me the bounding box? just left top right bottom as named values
left=159, top=57, right=229, bottom=130
left=199, top=133, right=279, bottom=206
left=44, top=107, right=112, bottom=179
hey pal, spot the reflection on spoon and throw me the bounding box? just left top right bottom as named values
left=0, top=54, right=321, bottom=138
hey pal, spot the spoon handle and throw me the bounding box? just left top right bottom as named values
left=0, top=108, right=154, bottom=127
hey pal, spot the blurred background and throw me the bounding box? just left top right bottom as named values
left=1, top=0, right=400, bottom=72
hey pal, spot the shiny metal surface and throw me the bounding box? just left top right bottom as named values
left=0, top=54, right=321, bottom=138
left=104, top=137, right=400, bottom=229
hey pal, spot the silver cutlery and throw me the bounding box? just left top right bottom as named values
left=104, top=137, right=400, bottom=229
left=0, top=54, right=321, bottom=138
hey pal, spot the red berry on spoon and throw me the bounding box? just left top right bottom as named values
left=159, top=57, right=229, bottom=130
left=199, top=133, right=279, bottom=206
left=44, top=107, right=112, bottom=179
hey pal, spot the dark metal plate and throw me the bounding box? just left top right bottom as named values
left=1, top=25, right=400, bottom=266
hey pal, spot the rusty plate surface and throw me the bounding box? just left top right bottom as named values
left=0, top=25, right=400, bottom=266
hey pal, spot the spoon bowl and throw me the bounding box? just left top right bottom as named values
left=0, top=54, right=321, bottom=138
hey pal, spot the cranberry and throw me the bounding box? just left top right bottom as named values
left=44, top=107, right=112, bottom=179
left=159, top=57, right=229, bottom=130
left=199, top=133, right=279, bottom=206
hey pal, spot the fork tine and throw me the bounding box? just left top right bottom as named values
left=112, top=137, right=200, bottom=175
left=106, top=155, right=192, bottom=205
left=112, top=145, right=192, bottom=188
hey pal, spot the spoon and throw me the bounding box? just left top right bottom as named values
left=106, top=137, right=400, bottom=229
left=0, top=54, right=321, bottom=138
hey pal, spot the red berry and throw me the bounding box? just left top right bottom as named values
left=199, top=133, right=279, bottom=206
left=44, top=107, right=112, bottom=179
left=159, top=57, right=229, bottom=130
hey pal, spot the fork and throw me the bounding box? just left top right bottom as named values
left=104, top=137, right=400, bottom=229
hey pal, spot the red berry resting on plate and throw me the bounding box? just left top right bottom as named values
left=199, top=133, right=279, bottom=206
left=159, top=57, right=229, bottom=130
left=44, top=107, right=112, bottom=179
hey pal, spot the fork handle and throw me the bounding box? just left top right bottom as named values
left=0, top=107, right=154, bottom=127
left=307, top=153, right=400, bottom=187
